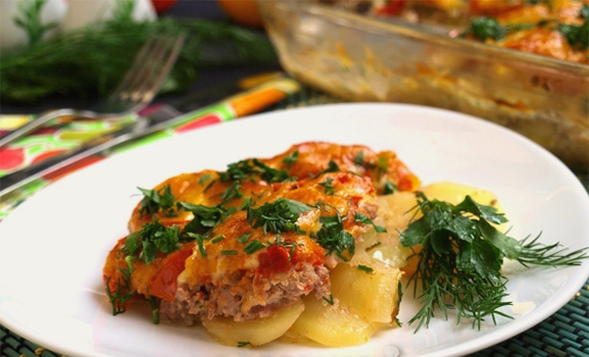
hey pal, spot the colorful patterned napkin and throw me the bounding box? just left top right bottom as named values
left=0, top=77, right=301, bottom=219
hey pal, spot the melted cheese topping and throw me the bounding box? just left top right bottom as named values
left=105, top=142, right=420, bottom=300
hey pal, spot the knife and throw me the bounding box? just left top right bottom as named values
left=0, top=73, right=291, bottom=198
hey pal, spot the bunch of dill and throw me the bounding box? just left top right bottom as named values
left=0, top=0, right=277, bottom=103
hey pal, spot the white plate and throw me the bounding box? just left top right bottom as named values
left=0, top=103, right=588, bottom=357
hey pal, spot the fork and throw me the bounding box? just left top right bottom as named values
left=0, top=33, right=185, bottom=149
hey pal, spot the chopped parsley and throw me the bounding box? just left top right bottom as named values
left=104, top=256, right=134, bottom=315
left=354, top=212, right=387, bottom=233
left=237, top=341, right=251, bottom=347
left=357, top=265, right=374, bottom=273
left=247, top=198, right=312, bottom=234
left=211, top=235, right=225, bottom=244
left=464, top=17, right=535, bottom=43
left=353, top=151, right=365, bottom=166
left=315, top=214, right=355, bottom=261
left=322, top=293, right=335, bottom=305
left=138, top=185, right=177, bottom=217
left=220, top=250, right=238, bottom=256
left=376, top=156, right=388, bottom=175
left=179, top=202, right=228, bottom=235
left=318, top=160, right=340, bottom=175
left=219, top=159, right=257, bottom=182
left=319, top=177, right=335, bottom=195
left=401, top=192, right=588, bottom=331
left=558, top=22, right=589, bottom=50
left=220, top=181, right=243, bottom=204
left=282, top=150, right=299, bottom=168
left=186, top=232, right=207, bottom=257
left=244, top=240, right=266, bottom=254
left=237, top=233, right=252, bottom=243
left=467, top=17, right=506, bottom=40
left=123, top=221, right=181, bottom=264
left=148, top=296, right=160, bottom=324
left=383, top=180, right=397, bottom=195
left=220, top=159, right=292, bottom=183
left=198, top=174, right=212, bottom=185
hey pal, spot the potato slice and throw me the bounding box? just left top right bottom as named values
left=421, top=181, right=499, bottom=208
left=330, top=263, right=403, bottom=324
left=202, top=301, right=304, bottom=347
left=289, top=296, right=376, bottom=347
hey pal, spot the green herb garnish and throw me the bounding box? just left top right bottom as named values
left=105, top=255, right=135, bottom=315
left=354, top=151, right=365, bottom=166
left=558, top=22, right=589, bottom=50
left=315, top=214, right=355, bottom=261
left=220, top=159, right=292, bottom=183
left=123, top=221, right=181, bottom=264
left=237, top=341, right=251, bottom=347
left=354, top=212, right=387, bottom=233
left=319, top=177, right=335, bottom=195
left=13, top=0, right=58, bottom=46
left=211, top=235, right=225, bottom=244
left=220, top=181, right=243, bottom=205
left=198, top=174, right=212, bottom=185
left=186, top=232, right=207, bottom=257
left=221, top=250, right=238, bottom=256
left=467, top=17, right=506, bottom=40
left=318, top=160, right=340, bottom=176
left=247, top=198, right=311, bottom=234
left=357, top=265, right=374, bottom=273
left=237, top=233, right=252, bottom=243
left=149, top=296, right=160, bottom=324
left=376, top=156, right=388, bottom=172
left=401, top=193, right=588, bottom=331
left=180, top=202, right=228, bottom=235
left=282, top=150, right=299, bottom=168
left=244, top=240, right=266, bottom=255
left=138, top=185, right=177, bottom=217
left=322, top=293, right=335, bottom=305
left=383, top=180, right=397, bottom=195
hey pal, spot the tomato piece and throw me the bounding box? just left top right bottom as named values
left=376, top=0, right=406, bottom=16
left=148, top=243, right=194, bottom=301
left=257, top=245, right=291, bottom=276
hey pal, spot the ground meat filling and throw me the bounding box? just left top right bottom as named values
left=160, top=263, right=329, bottom=324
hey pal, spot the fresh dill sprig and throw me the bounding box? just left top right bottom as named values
left=13, top=0, right=57, bottom=45
left=2, top=16, right=277, bottom=103
left=401, top=192, right=588, bottom=332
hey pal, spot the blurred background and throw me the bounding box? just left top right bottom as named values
left=1, top=0, right=587, bottom=170
left=0, top=0, right=279, bottom=113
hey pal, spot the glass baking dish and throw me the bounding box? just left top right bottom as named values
left=258, top=0, right=589, bottom=170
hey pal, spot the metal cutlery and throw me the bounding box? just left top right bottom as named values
left=0, top=33, right=185, bottom=149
